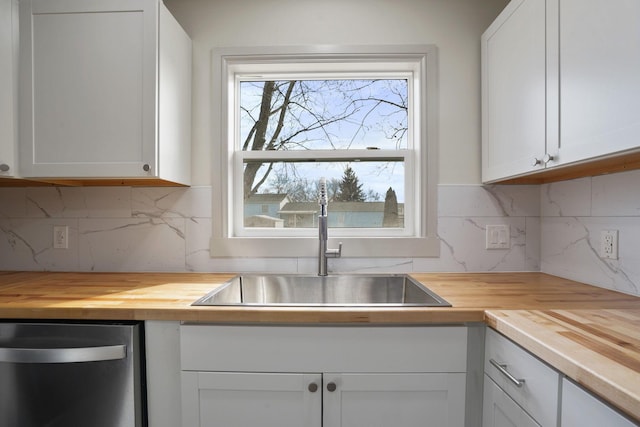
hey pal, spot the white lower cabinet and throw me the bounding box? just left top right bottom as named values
left=180, top=325, right=469, bottom=427
left=182, top=371, right=465, bottom=427
left=560, top=378, right=637, bottom=427
left=483, top=376, right=539, bottom=427
left=483, top=328, right=559, bottom=427
left=324, top=372, right=465, bottom=426
left=182, top=372, right=321, bottom=427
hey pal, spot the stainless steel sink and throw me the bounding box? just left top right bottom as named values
left=192, top=274, right=451, bottom=307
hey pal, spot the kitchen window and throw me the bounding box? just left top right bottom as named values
left=211, top=45, right=439, bottom=258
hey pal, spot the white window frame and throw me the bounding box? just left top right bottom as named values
left=211, top=45, right=439, bottom=258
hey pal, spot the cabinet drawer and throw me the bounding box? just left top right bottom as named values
left=180, top=325, right=468, bottom=373
left=484, top=328, right=559, bottom=427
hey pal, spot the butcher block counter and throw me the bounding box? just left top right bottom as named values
left=0, top=270, right=639, bottom=421
left=0, top=271, right=637, bottom=322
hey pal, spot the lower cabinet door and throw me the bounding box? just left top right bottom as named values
left=182, top=371, right=322, bottom=427
left=561, top=378, right=637, bottom=427
left=483, top=375, right=540, bottom=427
left=323, top=372, right=466, bottom=427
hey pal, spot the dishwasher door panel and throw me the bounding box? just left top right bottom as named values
left=0, top=322, right=144, bottom=427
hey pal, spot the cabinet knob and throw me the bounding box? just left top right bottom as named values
left=143, top=164, right=151, bottom=172
left=0, top=164, right=9, bottom=172
left=308, top=383, right=318, bottom=393
left=326, top=382, right=337, bottom=392
left=532, top=157, right=542, bottom=167
left=542, top=153, right=554, bottom=164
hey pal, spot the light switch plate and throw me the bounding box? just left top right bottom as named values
left=53, top=225, right=68, bottom=249
left=486, top=225, right=510, bottom=250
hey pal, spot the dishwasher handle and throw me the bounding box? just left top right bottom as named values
left=0, top=344, right=126, bottom=364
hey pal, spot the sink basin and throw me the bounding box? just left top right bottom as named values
left=192, top=274, right=451, bottom=307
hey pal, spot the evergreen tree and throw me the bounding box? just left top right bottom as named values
left=336, top=166, right=366, bottom=202
left=383, top=187, right=400, bottom=227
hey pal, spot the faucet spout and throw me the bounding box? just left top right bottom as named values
left=318, top=177, right=342, bottom=276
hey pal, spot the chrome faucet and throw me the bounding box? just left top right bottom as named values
left=318, top=177, right=342, bottom=276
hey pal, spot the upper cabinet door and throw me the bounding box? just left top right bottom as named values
left=481, top=0, right=547, bottom=183
left=0, top=0, right=18, bottom=178
left=19, top=0, right=191, bottom=184
left=18, top=0, right=181, bottom=181
left=482, top=0, right=640, bottom=183
left=557, top=0, right=640, bottom=165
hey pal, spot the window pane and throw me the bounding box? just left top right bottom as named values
left=239, top=79, right=408, bottom=151
left=243, top=160, right=405, bottom=229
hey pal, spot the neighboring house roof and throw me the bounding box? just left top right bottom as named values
left=280, top=201, right=404, bottom=213
left=244, top=193, right=289, bottom=207
left=245, top=193, right=290, bottom=203
left=279, top=202, right=318, bottom=214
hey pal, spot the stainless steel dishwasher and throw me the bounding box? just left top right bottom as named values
left=0, top=321, right=145, bottom=427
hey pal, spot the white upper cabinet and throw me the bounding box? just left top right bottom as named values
left=0, top=0, right=18, bottom=178
left=481, top=0, right=548, bottom=183
left=482, top=0, right=640, bottom=183
left=19, top=0, right=192, bottom=185
left=557, top=0, right=640, bottom=165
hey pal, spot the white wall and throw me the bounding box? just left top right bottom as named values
left=163, top=0, right=510, bottom=185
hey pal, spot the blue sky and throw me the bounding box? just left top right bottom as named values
left=240, top=79, right=408, bottom=202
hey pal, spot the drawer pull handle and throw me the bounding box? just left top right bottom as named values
left=490, top=358, right=525, bottom=388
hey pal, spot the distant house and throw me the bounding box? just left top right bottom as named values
left=243, top=194, right=289, bottom=227
left=244, top=193, right=404, bottom=228
left=279, top=201, right=404, bottom=228
left=277, top=202, right=319, bottom=228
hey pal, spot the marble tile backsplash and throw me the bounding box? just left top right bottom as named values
left=0, top=184, right=540, bottom=275
left=541, top=169, right=640, bottom=296
left=2, top=170, right=638, bottom=297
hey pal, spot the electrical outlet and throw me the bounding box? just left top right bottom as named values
left=600, top=229, right=618, bottom=259
left=53, top=225, right=68, bottom=249
left=486, top=225, right=510, bottom=249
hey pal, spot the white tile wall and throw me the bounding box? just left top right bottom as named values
left=0, top=184, right=541, bottom=274
left=2, top=172, right=638, bottom=297
left=540, top=169, right=640, bottom=296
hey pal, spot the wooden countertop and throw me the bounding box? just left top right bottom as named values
left=486, top=309, right=640, bottom=423
left=1, top=271, right=637, bottom=322
left=0, top=271, right=639, bottom=421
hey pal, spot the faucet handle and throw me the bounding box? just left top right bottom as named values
left=326, top=242, right=342, bottom=258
